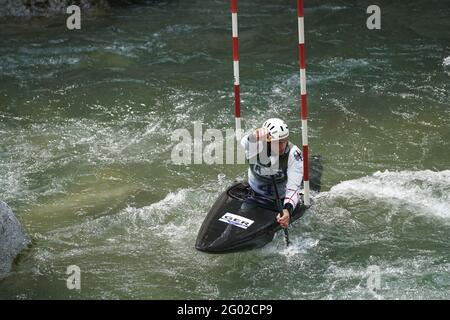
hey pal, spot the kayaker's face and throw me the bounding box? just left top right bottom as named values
left=272, top=138, right=288, bottom=155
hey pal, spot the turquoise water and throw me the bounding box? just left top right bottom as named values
left=0, top=0, right=449, bottom=299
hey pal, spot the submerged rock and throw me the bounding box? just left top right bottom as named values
left=0, top=201, right=29, bottom=279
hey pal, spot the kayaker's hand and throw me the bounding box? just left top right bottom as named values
left=277, top=209, right=290, bottom=229
left=254, top=128, right=270, bottom=142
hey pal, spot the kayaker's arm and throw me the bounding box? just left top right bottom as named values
left=240, top=129, right=268, bottom=160
left=283, top=145, right=304, bottom=213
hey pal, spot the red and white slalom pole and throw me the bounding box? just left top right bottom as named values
left=231, top=0, right=241, bottom=141
left=297, top=0, right=310, bottom=206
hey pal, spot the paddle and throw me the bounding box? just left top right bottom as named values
left=271, top=175, right=290, bottom=247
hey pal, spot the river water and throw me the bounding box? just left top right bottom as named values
left=0, top=0, right=449, bottom=299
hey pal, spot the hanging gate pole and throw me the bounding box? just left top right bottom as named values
left=230, top=0, right=311, bottom=206
left=297, top=0, right=310, bottom=206
left=231, top=0, right=241, bottom=141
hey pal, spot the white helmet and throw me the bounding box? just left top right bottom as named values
left=262, top=118, right=289, bottom=141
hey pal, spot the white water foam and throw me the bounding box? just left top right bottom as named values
left=318, top=170, right=450, bottom=219
left=124, top=185, right=221, bottom=246
left=125, top=189, right=188, bottom=224
left=281, top=237, right=320, bottom=258
left=44, top=188, right=195, bottom=254
left=443, top=56, right=450, bottom=67
left=261, top=233, right=320, bottom=259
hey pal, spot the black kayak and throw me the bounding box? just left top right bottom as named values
left=195, top=155, right=323, bottom=253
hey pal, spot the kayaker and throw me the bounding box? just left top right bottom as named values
left=240, top=118, right=304, bottom=229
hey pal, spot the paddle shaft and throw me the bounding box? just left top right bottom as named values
left=271, top=175, right=290, bottom=246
